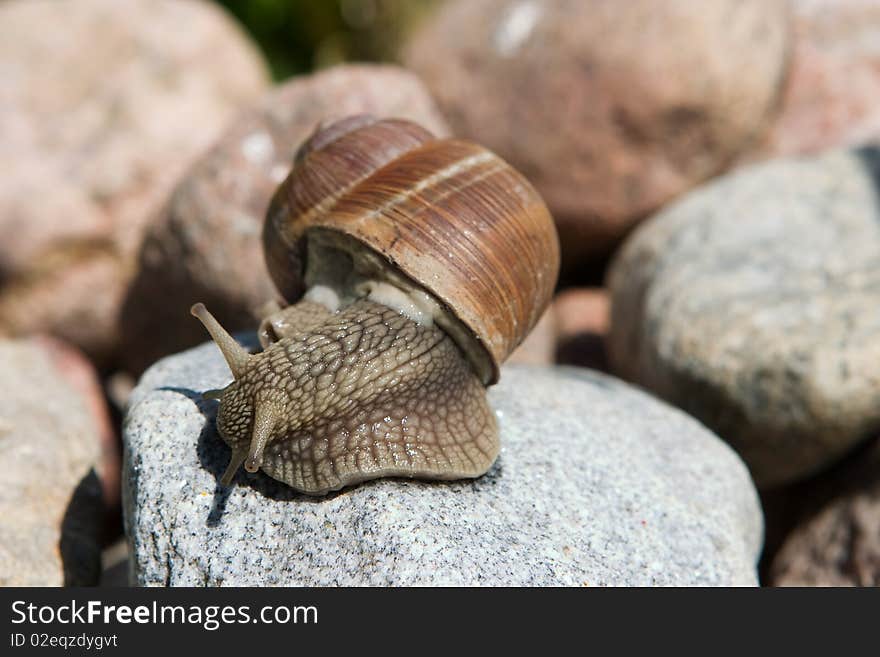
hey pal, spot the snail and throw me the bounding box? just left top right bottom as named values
left=191, top=115, right=559, bottom=494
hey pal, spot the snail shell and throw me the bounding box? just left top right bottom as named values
left=263, top=115, right=560, bottom=384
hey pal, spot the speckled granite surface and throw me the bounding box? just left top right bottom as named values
left=123, top=339, right=762, bottom=586
left=609, top=148, right=880, bottom=487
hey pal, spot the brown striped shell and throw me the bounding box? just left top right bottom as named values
left=263, top=115, right=559, bottom=385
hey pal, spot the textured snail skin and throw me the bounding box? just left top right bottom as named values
left=192, top=299, right=497, bottom=495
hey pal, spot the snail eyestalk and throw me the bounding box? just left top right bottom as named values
left=190, top=302, right=250, bottom=379
left=220, top=449, right=247, bottom=486
left=245, top=403, right=277, bottom=473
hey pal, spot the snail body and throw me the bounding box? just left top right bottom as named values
left=192, top=116, right=559, bottom=494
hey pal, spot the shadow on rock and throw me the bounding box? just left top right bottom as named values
left=158, top=386, right=338, bottom=527
left=60, top=468, right=103, bottom=586
left=555, top=333, right=609, bottom=372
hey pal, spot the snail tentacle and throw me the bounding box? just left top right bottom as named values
left=190, top=303, right=250, bottom=379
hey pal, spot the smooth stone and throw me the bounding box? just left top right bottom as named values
left=0, top=339, right=104, bottom=585
left=124, top=339, right=762, bottom=586
left=405, top=0, right=790, bottom=268
left=609, top=148, right=880, bottom=487
left=768, top=435, right=880, bottom=586
left=0, top=0, right=269, bottom=364
left=35, top=337, right=121, bottom=513
left=744, top=0, right=880, bottom=161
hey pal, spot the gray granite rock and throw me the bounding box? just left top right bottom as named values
left=609, top=148, right=880, bottom=488
left=123, top=338, right=761, bottom=586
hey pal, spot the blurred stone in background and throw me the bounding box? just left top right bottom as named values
left=508, top=308, right=558, bottom=366
left=0, top=0, right=270, bottom=366
left=35, top=337, right=121, bottom=518
left=119, top=64, right=449, bottom=375
left=554, top=288, right=610, bottom=372
left=507, top=288, right=612, bottom=370
left=765, top=434, right=880, bottom=586
left=608, top=148, right=880, bottom=489
left=747, top=0, right=880, bottom=159
left=0, top=338, right=109, bottom=585
left=404, top=0, right=791, bottom=273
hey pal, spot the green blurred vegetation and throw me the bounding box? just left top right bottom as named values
left=216, top=0, right=440, bottom=80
